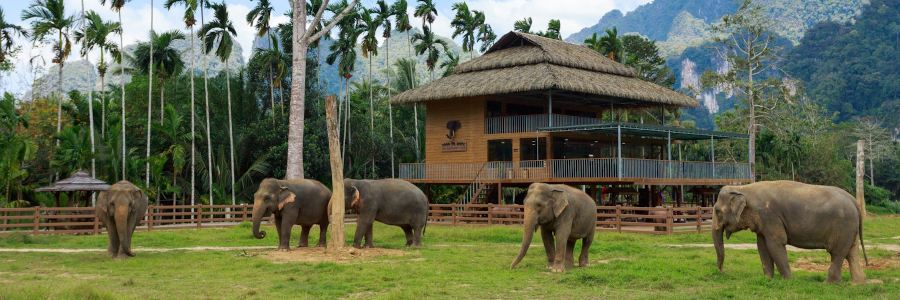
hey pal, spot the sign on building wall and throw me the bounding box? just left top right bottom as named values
left=442, top=120, right=467, bottom=152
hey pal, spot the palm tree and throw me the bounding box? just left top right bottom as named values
left=75, top=2, right=96, bottom=185
left=439, top=50, right=459, bottom=77
left=200, top=1, right=237, bottom=206
left=246, top=0, right=277, bottom=120
left=99, top=0, right=129, bottom=180
left=414, top=0, right=437, bottom=30
left=326, top=8, right=362, bottom=169
left=513, top=17, right=532, bottom=34
left=583, top=32, right=602, bottom=52
left=0, top=8, right=29, bottom=69
left=599, top=27, right=623, bottom=62
left=542, top=19, right=561, bottom=39
left=130, top=30, right=186, bottom=120
left=359, top=8, right=380, bottom=177
left=307, top=0, right=328, bottom=102
left=164, top=0, right=199, bottom=208
left=73, top=11, right=120, bottom=138
left=450, top=2, right=483, bottom=59
left=22, top=0, right=74, bottom=142
left=374, top=0, right=396, bottom=177
left=250, top=35, right=288, bottom=122
left=412, top=26, right=447, bottom=81
left=477, top=23, right=496, bottom=53
left=392, top=0, right=412, bottom=59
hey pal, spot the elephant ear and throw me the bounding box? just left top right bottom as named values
left=277, top=191, right=296, bottom=210
left=551, top=188, right=568, bottom=217
left=350, top=187, right=362, bottom=210
left=97, top=192, right=108, bottom=214
left=727, top=191, right=746, bottom=226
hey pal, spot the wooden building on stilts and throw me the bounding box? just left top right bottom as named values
left=391, top=32, right=751, bottom=207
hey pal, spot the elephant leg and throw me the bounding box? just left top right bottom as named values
left=402, top=225, right=413, bottom=246
left=578, top=234, right=593, bottom=267
left=565, top=239, right=576, bottom=269
left=274, top=215, right=283, bottom=239
left=540, top=226, right=555, bottom=265
left=846, top=239, right=866, bottom=284
left=765, top=240, right=791, bottom=279
left=104, top=217, right=120, bottom=258
left=551, top=226, right=572, bottom=273
left=826, top=251, right=845, bottom=283
left=353, top=221, right=371, bottom=248
left=298, top=225, right=311, bottom=248
left=756, top=234, right=775, bottom=278
left=316, top=223, right=328, bottom=247
left=365, top=225, right=374, bottom=248
left=278, top=216, right=293, bottom=251
left=412, top=224, right=424, bottom=247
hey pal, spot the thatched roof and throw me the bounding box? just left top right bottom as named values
left=392, top=32, right=697, bottom=107
left=35, top=171, right=111, bottom=192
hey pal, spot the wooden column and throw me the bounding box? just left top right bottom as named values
left=325, top=96, right=346, bottom=250
left=856, top=140, right=866, bottom=218
left=617, top=125, right=623, bottom=179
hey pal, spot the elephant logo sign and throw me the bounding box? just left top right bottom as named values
left=442, top=120, right=466, bottom=152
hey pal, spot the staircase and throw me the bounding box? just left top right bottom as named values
left=458, top=163, right=494, bottom=205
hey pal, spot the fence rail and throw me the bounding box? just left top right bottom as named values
left=400, top=158, right=751, bottom=181
left=0, top=204, right=713, bottom=235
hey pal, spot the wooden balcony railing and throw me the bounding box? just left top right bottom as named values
left=485, top=114, right=601, bottom=133
left=399, top=158, right=752, bottom=181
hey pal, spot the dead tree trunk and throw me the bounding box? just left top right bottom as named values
left=325, top=95, right=346, bottom=250
left=856, top=140, right=866, bottom=218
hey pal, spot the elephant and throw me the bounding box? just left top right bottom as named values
left=96, top=180, right=148, bottom=258
left=344, top=179, right=429, bottom=248
left=713, top=180, right=868, bottom=283
left=510, top=183, right=597, bottom=273
left=252, top=178, right=331, bottom=251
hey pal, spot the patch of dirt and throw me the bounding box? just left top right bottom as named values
left=663, top=243, right=900, bottom=252
left=793, top=253, right=900, bottom=272
left=259, top=247, right=405, bottom=264
left=595, top=257, right=630, bottom=264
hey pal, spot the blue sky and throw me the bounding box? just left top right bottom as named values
left=1, top=0, right=652, bottom=95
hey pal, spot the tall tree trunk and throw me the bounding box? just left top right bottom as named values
left=869, top=158, right=874, bottom=185
left=408, top=31, right=419, bottom=162
left=386, top=36, right=394, bottom=178
left=286, top=7, right=308, bottom=180
left=269, top=65, right=276, bottom=123
left=189, top=26, right=196, bottom=210
left=100, top=71, right=106, bottom=137
left=368, top=56, right=374, bottom=178
left=160, top=81, right=165, bottom=122
left=202, top=4, right=214, bottom=205
left=146, top=0, right=155, bottom=189
left=324, top=95, right=345, bottom=250
left=119, top=10, right=127, bottom=180
left=225, top=60, right=235, bottom=206
left=81, top=0, right=96, bottom=201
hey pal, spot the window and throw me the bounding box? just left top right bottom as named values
left=520, top=138, right=547, bottom=161
left=506, top=103, right=544, bottom=116
left=487, top=139, right=513, bottom=161
left=486, top=101, right=502, bottom=118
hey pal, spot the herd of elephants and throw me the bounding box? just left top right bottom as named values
left=96, top=178, right=867, bottom=283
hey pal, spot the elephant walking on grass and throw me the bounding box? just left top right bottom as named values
left=713, top=180, right=867, bottom=283
left=511, top=183, right=596, bottom=273
left=96, top=181, right=148, bottom=258
left=252, top=178, right=331, bottom=251
left=344, top=179, right=429, bottom=248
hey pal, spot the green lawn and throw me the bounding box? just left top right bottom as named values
left=0, top=216, right=897, bottom=299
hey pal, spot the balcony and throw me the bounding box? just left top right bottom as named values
left=485, top=113, right=598, bottom=134
left=399, top=158, right=752, bottom=184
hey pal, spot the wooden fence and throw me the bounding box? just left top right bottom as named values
left=0, top=204, right=713, bottom=235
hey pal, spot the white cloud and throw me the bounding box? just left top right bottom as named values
left=465, top=0, right=652, bottom=38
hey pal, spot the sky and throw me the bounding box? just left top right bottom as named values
left=1, top=0, right=652, bottom=96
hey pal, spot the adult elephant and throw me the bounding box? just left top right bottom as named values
left=96, top=181, right=148, bottom=258
left=252, top=178, right=330, bottom=251
left=510, top=183, right=596, bottom=273
left=713, top=180, right=867, bottom=283
left=344, top=179, right=429, bottom=248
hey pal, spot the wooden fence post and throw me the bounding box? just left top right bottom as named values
left=487, top=204, right=493, bottom=225
left=666, top=207, right=674, bottom=234
left=147, top=205, right=154, bottom=231
left=452, top=204, right=458, bottom=225
left=32, top=206, right=40, bottom=234
left=696, top=207, right=702, bottom=233
left=615, top=205, right=622, bottom=233
left=197, top=205, right=203, bottom=228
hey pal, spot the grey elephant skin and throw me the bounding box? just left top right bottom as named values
left=96, top=180, right=148, bottom=258
left=511, top=183, right=597, bottom=273
left=344, top=179, right=429, bottom=248
left=713, top=180, right=867, bottom=283
left=252, top=178, right=331, bottom=251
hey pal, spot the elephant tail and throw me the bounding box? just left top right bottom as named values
left=858, top=206, right=868, bottom=266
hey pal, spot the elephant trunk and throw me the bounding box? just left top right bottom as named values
left=251, top=202, right=268, bottom=239
left=115, top=205, right=131, bottom=256
left=713, top=226, right=725, bottom=272
left=510, top=214, right=538, bottom=268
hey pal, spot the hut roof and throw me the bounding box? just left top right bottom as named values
left=34, top=171, right=111, bottom=192
left=391, top=31, right=697, bottom=107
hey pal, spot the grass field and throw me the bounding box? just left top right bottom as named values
left=0, top=215, right=898, bottom=299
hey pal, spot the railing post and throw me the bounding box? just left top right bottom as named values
left=32, top=206, right=40, bottom=234
left=487, top=204, right=493, bottom=225
left=617, top=125, right=623, bottom=179
left=452, top=204, right=458, bottom=225
left=615, top=205, right=622, bottom=233
left=197, top=205, right=203, bottom=228
left=147, top=205, right=154, bottom=230
left=666, top=207, right=674, bottom=234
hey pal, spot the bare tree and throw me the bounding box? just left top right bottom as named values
left=285, top=0, right=360, bottom=179
left=853, top=118, right=892, bottom=184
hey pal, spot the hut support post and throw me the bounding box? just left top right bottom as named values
left=547, top=90, right=553, bottom=126
left=617, top=125, right=623, bottom=179
left=710, top=136, right=716, bottom=178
